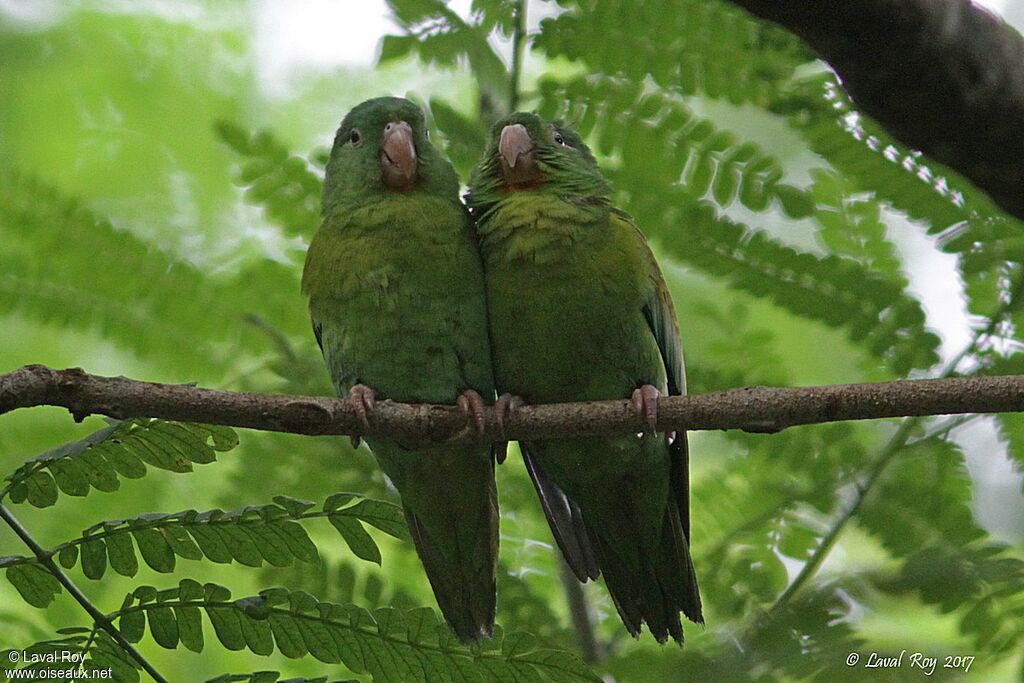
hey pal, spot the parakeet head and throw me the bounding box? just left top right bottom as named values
left=466, top=112, right=610, bottom=218
left=321, top=97, right=459, bottom=215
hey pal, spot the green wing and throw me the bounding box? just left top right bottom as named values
left=612, top=209, right=686, bottom=397
left=614, top=210, right=694, bottom=545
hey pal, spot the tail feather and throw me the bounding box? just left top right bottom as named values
left=586, top=527, right=643, bottom=637
left=669, top=435, right=702, bottom=623
left=545, top=433, right=702, bottom=643
left=401, top=487, right=498, bottom=644
left=522, top=443, right=600, bottom=582
left=585, top=504, right=700, bottom=644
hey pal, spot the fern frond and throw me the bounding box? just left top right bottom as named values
left=379, top=0, right=510, bottom=100
left=2, top=493, right=408, bottom=607
left=535, top=0, right=811, bottom=106
left=207, top=674, right=345, bottom=683
left=1, top=629, right=141, bottom=682
left=858, top=436, right=983, bottom=555
left=809, top=169, right=906, bottom=285
left=2, top=420, right=237, bottom=508
left=696, top=423, right=869, bottom=617
left=214, top=122, right=321, bottom=238
left=113, top=580, right=599, bottom=682
left=0, top=169, right=309, bottom=377
left=779, top=73, right=1009, bottom=231
left=887, top=543, right=1024, bottom=656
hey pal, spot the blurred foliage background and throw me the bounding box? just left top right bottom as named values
left=3, top=0, right=1024, bottom=680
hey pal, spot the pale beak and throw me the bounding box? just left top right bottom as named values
left=498, top=123, right=538, bottom=184
left=381, top=120, right=417, bottom=189
left=499, top=124, right=534, bottom=168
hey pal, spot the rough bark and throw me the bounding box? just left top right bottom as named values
left=727, top=0, right=1024, bottom=221
left=3, top=365, right=1024, bottom=444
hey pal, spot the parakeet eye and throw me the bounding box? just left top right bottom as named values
left=349, top=129, right=363, bottom=147
left=553, top=131, right=567, bottom=147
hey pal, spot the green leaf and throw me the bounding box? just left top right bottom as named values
left=535, top=0, right=809, bottom=106
left=859, top=438, right=983, bottom=555
left=215, top=126, right=320, bottom=237
left=339, top=499, right=410, bottom=540
left=217, top=524, right=264, bottom=567
left=163, top=524, right=204, bottom=560
left=329, top=516, right=382, bottom=565
left=24, top=471, right=59, bottom=507
left=272, top=495, right=316, bottom=517
left=106, top=531, right=139, bottom=577
left=381, top=0, right=511, bottom=97
left=269, top=612, right=308, bottom=659
left=207, top=605, right=247, bottom=652
left=428, top=97, right=488, bottom=178
left=57, top=544, right=79, bottom=570
left=120, top=610, right=146, bottom=643
left=213, top=120, right=251, bottom=154
left=322, top=493, right=357, bottom=512
left=147, top=605, right=179, bottom=649
left=47, top=458, right=90, bottom=497
left=128, top=584, right=598, bottom=681
left=80, top=537, right=107, bottom=580
left=239, top=613, right=275, bottom=656
left=87, top=631, right=142, bottom=682
left=5, top=564, right=61, bottom=608
left=267, top=520, right=321, bottom=564
left=131, top=527, right=176, bottom=573
left=188, top=525, right=234, bottom=564
left=176, top=603, right=205, bottom=652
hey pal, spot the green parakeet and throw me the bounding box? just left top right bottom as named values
left=466, top=113, right=702, bottom=643
left=302, top=97, right=498, bottom=643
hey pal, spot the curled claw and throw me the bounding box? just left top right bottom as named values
left=348, top=384, right=377, bottom=448
left=493, top=393, right=524, bottom=465
left=631, top=384, right=661, bottom=435
left=457, top=389, right=488, bottom=436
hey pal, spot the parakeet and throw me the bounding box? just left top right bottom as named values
left=466, top=113, right=702, bottom=643
left=302, top=97, right=498, bottom=643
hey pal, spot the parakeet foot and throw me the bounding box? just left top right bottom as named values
left=493, top=393, right=524, bottom=464
left=457, top=389, right=488, bottom=435
left=348, top=384, right=377, bottom=448
left=631, top=384, right=660, bottom=434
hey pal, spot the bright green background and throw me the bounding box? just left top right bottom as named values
left=3, top=1, right=1024, bottom=680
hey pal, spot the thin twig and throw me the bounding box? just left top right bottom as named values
left=766, top=274, right=1023, bottom=615
left=0, top=504, right=168, bottom=683
left=509, top=0, right=527, bottom=112
left=768, top=419, right=916, bottom=615
left=557, top=556, right=605, bottom=664
left=5, top=365, right=1024, bottom=445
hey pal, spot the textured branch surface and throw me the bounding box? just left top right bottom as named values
left=727, top=0, right=1024, bottom=222
left=3, top=365, right=1024, bottom=443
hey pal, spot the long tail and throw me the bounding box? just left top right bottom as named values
left=521, top=444, right=600, bottom=582
left=525, top=435, right=702, bottom=643
left=589, top=485, right=702, bottom=643
left=398, top=455, right=499, bottom=644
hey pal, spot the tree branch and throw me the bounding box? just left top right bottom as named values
left=508, top=0, right=527, bottom=112
left=558, top=556, right=605, bottom=664
left=725, top=0, right=1024, bottom=222
left=0, top=504, right=168, bottom=683
left=3, top=364, right=1024, bottom=442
